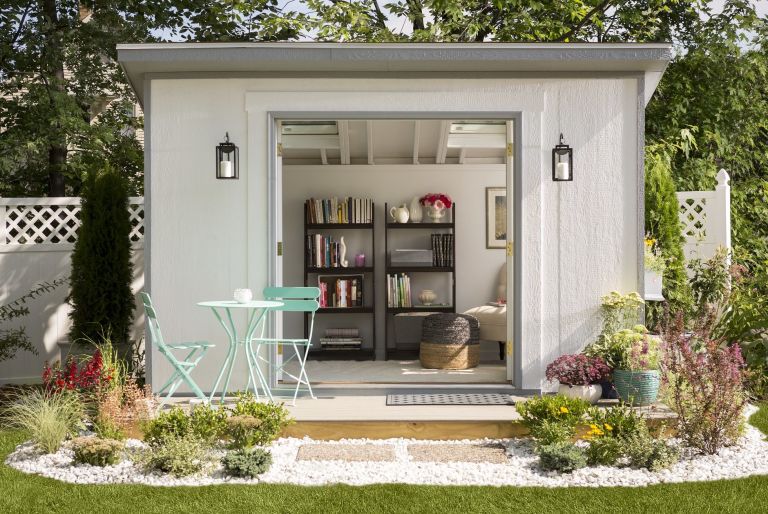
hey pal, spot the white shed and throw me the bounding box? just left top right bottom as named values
left=118, top=43, right=670, bottom=396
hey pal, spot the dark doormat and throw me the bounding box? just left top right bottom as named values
left=386, top=393, right=515, bottom=406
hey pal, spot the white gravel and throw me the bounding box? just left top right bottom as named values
left=6, top=406, right=768, bottom=488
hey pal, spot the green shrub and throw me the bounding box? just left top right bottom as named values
left=139, top=433, right=212, bottom=477
left=516, top=395, right=588, bottom=445
left=3, top=389, right=84, bottom=453
left=72, top=436, right=124, bottom=466
left=529, top=419, right=574, bottom=447
left=142, top=404, right=226, bottom=445
left=226, top=415, right=264, bottom=450
left=537, top=442, right=588, bottom=473
left=68, top=167, right=134, bottom=347
left=587, top=403, right=647, bottom=440
left=229, top=394, right=293, bottom=446
left=586, top=436, right=623, bottom=466
left=221, top=448, right=273, bottom=478
left=622, top=430, right=679, bottom=471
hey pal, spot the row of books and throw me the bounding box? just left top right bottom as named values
left=386, top=273, right=412, bottom=308
left=319, top=327, right=362, bottom=350
left=306, top=198, right=373, bottom=224
left=306, top=234, right=346, bottom=268
left=431, top=233, right=454, bottom=267
left=318, top=275, right=364, bottom=308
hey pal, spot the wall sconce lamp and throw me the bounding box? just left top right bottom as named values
left=552, top=133, right=573, bottom=182
left=216, top=132, right=239, bottom=179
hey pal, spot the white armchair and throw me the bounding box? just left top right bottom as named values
left=463, top=265, right=507, bottom=359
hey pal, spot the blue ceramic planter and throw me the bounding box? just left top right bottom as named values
left=613, top=369, right=660, bottom=406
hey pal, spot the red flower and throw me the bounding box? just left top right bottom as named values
left=419, top=193, right=453, bottom=208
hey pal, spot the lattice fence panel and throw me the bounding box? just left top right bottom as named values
left=678, top=195, right=709, bottom=241
left=1, top=198, right=144, bottom=246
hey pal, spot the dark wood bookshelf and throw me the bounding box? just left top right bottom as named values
left=306, top=266, right=374, bottom=274
left=384, top=203, right=456, bottom=361
left=304, top=201, right=376, bottom=360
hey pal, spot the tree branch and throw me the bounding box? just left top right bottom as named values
left=371, top=0, right=388, bottom=29
left=553, top=0, right=613, bottom=42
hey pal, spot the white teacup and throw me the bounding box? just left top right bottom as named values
left=233, top=288, right=253, bottom=303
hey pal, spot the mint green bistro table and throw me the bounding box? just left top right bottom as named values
left=197, top=300, right=283, bottom=402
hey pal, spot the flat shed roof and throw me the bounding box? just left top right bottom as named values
left=117, top=42, right=672, bottom=105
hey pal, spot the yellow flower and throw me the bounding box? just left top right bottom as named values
left=589, top=424, right=598, bottom=430
left=604, top=423, right=613, bottom=431
left=559, top=407, right=569, bottom=414
left=644, top=237, right=656, bottom=247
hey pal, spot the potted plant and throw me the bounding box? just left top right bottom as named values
left=545, top=354, right=610, bottom=404
left=613, top=327, right=661, bottom=405
left=419, top=193, right=452, bottom=221
left=644, top=237, right=666, bottom=298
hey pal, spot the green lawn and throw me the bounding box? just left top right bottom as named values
left=1, top=405, right=767, bottom=514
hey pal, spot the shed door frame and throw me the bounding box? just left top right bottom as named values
left=267, top=110, right=523, bottom=389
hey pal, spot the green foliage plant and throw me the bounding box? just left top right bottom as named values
left=586, top=436, right=624, bottom=467
left=537, top=442, right=588, bottom=473
left=226, top=415, right=264, bottom=450
left=221, top=448, right=273, bottom=478
left=586, top=325, right=649, bottom=371
left=2, top=389, right=84, bottom=453
left=72, top=437, right=124, bottom=467
left=586, top=403, right=646, bottom=441
left=68, top=168, right=134, bottom=349
left=516, top=395, right=589, bottom=446
left=142, top=404, right=226, bottom=446
left=622, top=429, right=679, bottom=472
left=229, top=393, right=294, bottom=446
left=138, top=433, right=212, bottom=477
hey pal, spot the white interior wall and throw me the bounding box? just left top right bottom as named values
left=281, top=164, right=506, bottom=359
left=148, top=76, right=638, bottom=392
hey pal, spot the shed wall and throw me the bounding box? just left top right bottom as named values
left=148, top=76, right=639, bottom=392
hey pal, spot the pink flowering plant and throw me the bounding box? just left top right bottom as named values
left=661, top=312, right=747, bottom=454
left=545, top=354, right=611, bottom=386
left=419, top=193, right=453, bottom=209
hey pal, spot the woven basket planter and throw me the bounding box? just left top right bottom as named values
left=613, top=369, right=660, bottom=406
left=420, top=342, right=479, bottom=370
left=419, top=313, right=480, bottom=370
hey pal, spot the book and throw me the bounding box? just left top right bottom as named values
left=305, top=198, right=373, bottom=224
left=317, top=274, right=364, bottom=308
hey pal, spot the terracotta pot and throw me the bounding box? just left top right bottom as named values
left=558, top=383, right=603, bottom=404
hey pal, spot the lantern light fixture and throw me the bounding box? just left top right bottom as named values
left=552, top=133, right=573, bottom=182
left=216, top=132, right=239, bottom=179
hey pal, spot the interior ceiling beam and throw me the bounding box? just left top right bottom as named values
left=338, top=120, right=350, bottom=165
left=412, top=120, right=420, bottom=165
left=458, top=148, right=466, bottom=164
left=446, top=133, right=507, bottom=148
left=436, top=120, right=450, bottom=164
left=320, top=147, right=328, bottom=165
left=367, top=120, right=374, bottom=165
left=281, top=134, right=340, bottom=149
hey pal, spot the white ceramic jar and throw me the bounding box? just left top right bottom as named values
left=233, top=288, right=253, bottom=303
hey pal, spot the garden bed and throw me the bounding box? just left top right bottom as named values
left=6, top=406, right=768, bottom=488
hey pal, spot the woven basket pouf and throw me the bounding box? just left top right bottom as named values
left=420, top=313, right=480, bottom=370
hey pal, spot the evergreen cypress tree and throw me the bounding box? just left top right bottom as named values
left=68, top=167, right=134, bottom=347
left=645, top=148, right=694, bottom=325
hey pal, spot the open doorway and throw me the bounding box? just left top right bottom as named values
left=273, top=116, right=514, bottom=386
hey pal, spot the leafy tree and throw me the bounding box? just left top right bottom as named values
left=0, top=0, right=305, bottom=197
left=644, top=144, right=694, bottom=325
left=68, top=167, right=134, bottom=347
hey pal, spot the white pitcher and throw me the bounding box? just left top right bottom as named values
left=389, top=204, right=410, bottom=223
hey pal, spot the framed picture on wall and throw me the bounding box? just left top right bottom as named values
left=486, top=187, right=507, bottom=249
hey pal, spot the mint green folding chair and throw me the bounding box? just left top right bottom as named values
left=141, top=293, right=215, bottom=406
left=249, top=287, right=320, bottom=405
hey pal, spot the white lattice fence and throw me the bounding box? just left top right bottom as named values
left=676, top=169, right=731, bottom=262
left=0, top=197, right=144, bottom=248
